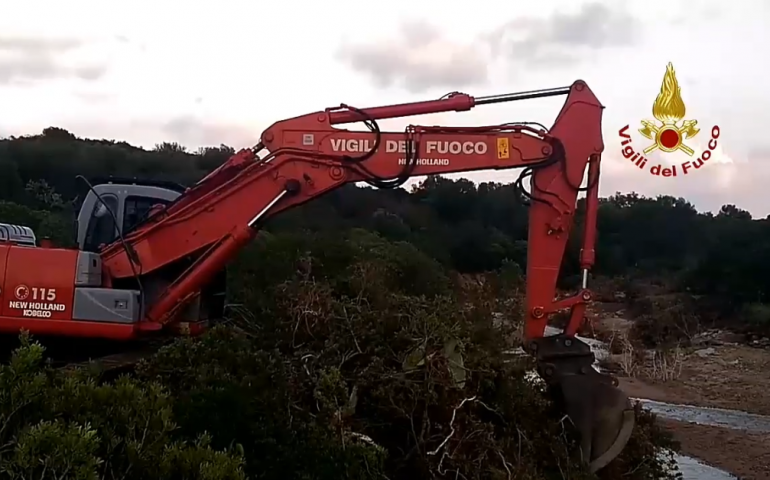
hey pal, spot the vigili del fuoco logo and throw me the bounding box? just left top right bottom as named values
left=618, top=62, right=721, bottom=178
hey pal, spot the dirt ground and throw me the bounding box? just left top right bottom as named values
left=614, top=344, right=770, bottom=479
left=587, top=300, right=770, bottom=416
left=616, top=343, right=770, bottom=416
left=586, top=302, right=770, bottom=479
left=659, top=419, right=770, bottom=480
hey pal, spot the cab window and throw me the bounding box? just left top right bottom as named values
left=123, top=195, right=171, bottom=235
left=83, top=194, right=119, bottom=252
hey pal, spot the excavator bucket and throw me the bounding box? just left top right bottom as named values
left=532, top=334, right=635, bottom=473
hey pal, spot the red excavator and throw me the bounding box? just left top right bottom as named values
left=0, top=80, right=633, bottom=472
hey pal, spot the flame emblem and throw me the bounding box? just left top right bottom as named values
left=639, top=63, right=700, bottom=156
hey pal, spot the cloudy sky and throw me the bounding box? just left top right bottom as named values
left=1, top=0, right=769, bottom=215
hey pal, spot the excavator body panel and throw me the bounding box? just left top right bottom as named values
left=1, top=244, right=78, bottom=322
left=0, top=242, right=142, bottom=339
left=0, top=181, right=189, bottom=339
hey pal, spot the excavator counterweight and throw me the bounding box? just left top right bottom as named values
left=0, top=80, right=634, bottom=471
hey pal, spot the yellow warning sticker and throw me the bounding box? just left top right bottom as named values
left=497, top=138, right=510, bottom=160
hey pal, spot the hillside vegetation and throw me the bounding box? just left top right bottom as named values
left=0, top=128, right=763, bottom=479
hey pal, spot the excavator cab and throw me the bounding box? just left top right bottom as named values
left=74, top=179, right=228, bottom=330
left=75, top=180, right=183, bottom=252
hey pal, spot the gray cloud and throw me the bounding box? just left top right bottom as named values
left=484, top=2, right=641, bottom=67
left=338, top=2, right=641, bottom=92
left=0, top=36, right=108, bottom=85
left=337, top=21, right=489, bottom=94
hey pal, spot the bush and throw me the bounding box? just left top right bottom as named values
left=0, top=229, right=681, bottom=479
left=0, top=201, right=74, bottom=247
left=629, top=293, right=701, bottom=347
left=0, top=334, right=245, bottom=480
left=739, top=302, right=770, bottom=334
left=145, top=229, right=677, bottom=480
left=137, top=327, right=385, bottom=480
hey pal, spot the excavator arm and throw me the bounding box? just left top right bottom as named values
left=99, top=80, right=633, bottom=471
left=102, top=82, right=597, bottom=330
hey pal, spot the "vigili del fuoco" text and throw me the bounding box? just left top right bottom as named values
left=618, top=125, right=722, bottom=177
left=329, top=139, right=488, bottom=156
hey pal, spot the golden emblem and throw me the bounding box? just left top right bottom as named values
left=639, top=63, right=700, bottom=156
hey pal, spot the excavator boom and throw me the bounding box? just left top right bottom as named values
left=104, top=82, right=597, bottom=335
left=0, top=80, right=633, bottom=471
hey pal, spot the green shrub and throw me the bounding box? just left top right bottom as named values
left=154, top=230, right=678, bottom=480
left=0, top=334, right=245, bottom=480
left=740, top=302, right=770, bottom=333
left=137, top=326, right=385, bottom=480
left=0, top=228, right=681, bottom=480
left=629, top=293, right=701, bottom=347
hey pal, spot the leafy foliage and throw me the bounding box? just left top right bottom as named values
left=0, top=334, right=245, bottom=480
left=10, top=128, right=768, bottom=478
left=137, top=231, right=678, bottom=479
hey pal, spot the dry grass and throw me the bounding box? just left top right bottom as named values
left=646, top=347, right=685, bottom=382
left=603, top=330, right=684, bottom=382
left=605, top=330, right=640, bottom=377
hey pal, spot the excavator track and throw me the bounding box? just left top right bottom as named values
left=55, top=341, right=166, bottom=380
left=0, top=334, right=171, bottom=381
